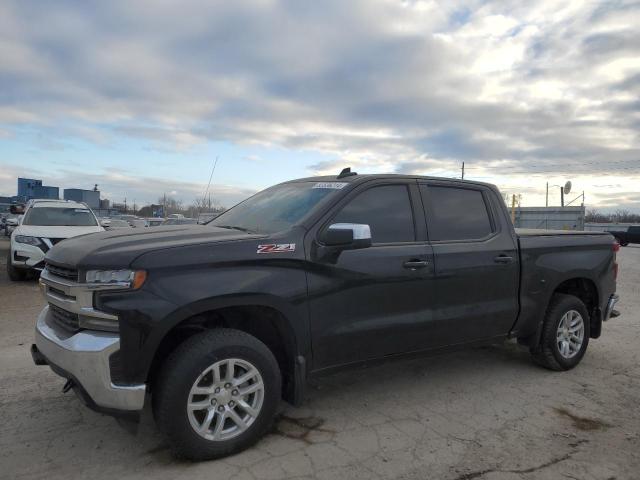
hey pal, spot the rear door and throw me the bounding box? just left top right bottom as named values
left=307, top=179, right=437, bottom=369
left=419, top=182, right=519, bottom=344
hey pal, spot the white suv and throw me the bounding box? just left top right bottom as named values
left=7, top=199, right=104, bottom=281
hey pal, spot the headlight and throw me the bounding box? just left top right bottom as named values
left=15, top=235, right=42, bottom=246
left=85, top=269, right=147, bottom=289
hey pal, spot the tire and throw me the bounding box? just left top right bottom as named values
left=153, top=328, right=281, bottom=461
left=6, top=250, right=27, bottom=281
left=531, top=293, right=590, bottom=371
left=620, top=241, right=629, bottom=247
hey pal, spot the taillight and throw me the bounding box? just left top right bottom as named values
left=613, top=241, right=620, bottom=253
left=612, top=240, right=619, bottom=280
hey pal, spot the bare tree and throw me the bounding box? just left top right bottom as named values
left=585, top=208, right=640, bottom=224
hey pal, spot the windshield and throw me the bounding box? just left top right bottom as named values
left=23, top=207, right=98, bottom=226
left=210, top=181, right=344, bottom=234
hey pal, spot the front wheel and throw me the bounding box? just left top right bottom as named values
left=153, top=328, right=281, bottom=461
left=531, top=293, right=590, bottom=371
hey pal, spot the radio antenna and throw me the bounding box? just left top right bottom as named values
left=201, top=156, right=219, bottom=214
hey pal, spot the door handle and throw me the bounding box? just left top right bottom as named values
left=494, top=255, right=514, bottom=264
left=403, top=259, right=429, bottom=269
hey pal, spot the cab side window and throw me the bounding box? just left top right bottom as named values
left=333, top=185, right=415, bottom=244
left=421, top=185, right=494, bottom=241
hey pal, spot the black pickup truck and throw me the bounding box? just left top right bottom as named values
left=607, top=225, right=640, bottom=246
left=32, top=171, right=619, bottom=460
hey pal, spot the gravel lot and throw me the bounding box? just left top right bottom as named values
left=1, top=236, right=639, bottom=480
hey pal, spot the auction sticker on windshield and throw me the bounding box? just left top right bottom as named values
left=312, top=182, right=347, bottom=189
left=257, top=244, right=296, bottom=254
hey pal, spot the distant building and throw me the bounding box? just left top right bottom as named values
left=99, top=198, right=110, bottom=209
left=63, top=188, right=100, bottom=209
left=17, top=178, right=59, bottom=201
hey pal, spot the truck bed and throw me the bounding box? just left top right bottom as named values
left=511, top=227, right=616, bottom=341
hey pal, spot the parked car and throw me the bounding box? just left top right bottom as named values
left=7, top=199, right=103, bottom=280
left=112, top=214, right=140, bottom=226
left=197, top=213, right=220, bottom=224
left=32, top=171, right=618, bottom=460
left=162, top=217, right=198, bottom=225
left=102, top=218, right=132, bottom=230
left=3, top=214, right=20, bottom=237
left=129, top=218, right=148, bottom=228
left=606, top=225, right=640, bottom=246
left=146, top=218, right=164, bottom=227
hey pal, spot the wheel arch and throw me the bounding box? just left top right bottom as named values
left=551, top=277, right=601, bottom=338
left=147, top=295, right=305, bottom=405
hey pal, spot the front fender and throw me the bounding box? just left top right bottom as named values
left=98, top=261, right=310, bottom=385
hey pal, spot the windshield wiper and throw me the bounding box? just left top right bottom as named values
left=215, top=225, right=254, bottom=234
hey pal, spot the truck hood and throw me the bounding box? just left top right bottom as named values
left=15, top=225, right=104, bottom=239
left=45, top=225, right=263, bottom=269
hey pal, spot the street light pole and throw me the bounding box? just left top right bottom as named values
left=546, top=182, right=549, bottom=207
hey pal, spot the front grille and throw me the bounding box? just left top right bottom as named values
left=46, top=263, right=79, bottom=282
left=48, top=303, right=80, bottom=332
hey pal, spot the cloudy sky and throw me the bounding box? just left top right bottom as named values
left=1, top=0, right=639, bottom=211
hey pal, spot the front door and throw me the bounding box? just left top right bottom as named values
left=307, top=180, right=437, bottom=370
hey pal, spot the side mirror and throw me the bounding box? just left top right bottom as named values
left=320, top=223, right=372, bottom=250
left=100, top=219, right=111, bottom=227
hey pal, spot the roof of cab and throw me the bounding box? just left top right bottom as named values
left=283, top=172, right=496, bottom=189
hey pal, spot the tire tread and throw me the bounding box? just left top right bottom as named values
left=531, top=293, right=589, bottom=371
left=153, top=328, right=281, bottom=461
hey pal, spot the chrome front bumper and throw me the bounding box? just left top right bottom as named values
left=33, top=306, right=146, bottom=411
left=604, top=294, right=619, bottom=321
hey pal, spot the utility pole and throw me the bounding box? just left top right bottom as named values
left=545, top=182, right=549, bottom=207
left=560, top=187, right=564, bottom=207
left=461, top=162, right=465, bottom=180
left=511, top=194, right=517, bottom=224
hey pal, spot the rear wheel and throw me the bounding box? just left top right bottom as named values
left=153, top=328, right=281, bottom=461
left=6, top=250, right=27, bottom=281
left=531, top=293, right=590, bottom=371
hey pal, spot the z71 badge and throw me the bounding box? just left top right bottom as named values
left=257, top=243, right=296, bottom=254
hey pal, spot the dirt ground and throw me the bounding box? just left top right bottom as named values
left=0, top=236, right=639, bottom=480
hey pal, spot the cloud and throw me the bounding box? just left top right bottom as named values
left=0, top=163, right=256, bottom=208
left=0, top=0, right=639, bottom=209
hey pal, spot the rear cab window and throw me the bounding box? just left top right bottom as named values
left=420, top=184, right=495, bottom=242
